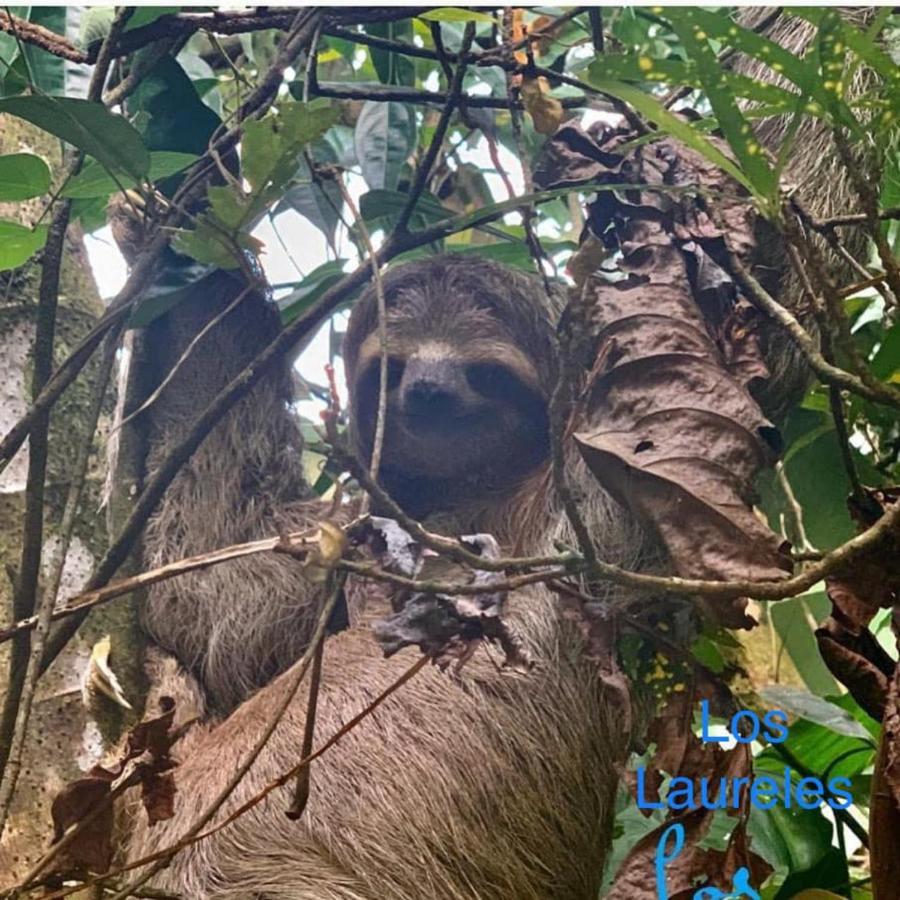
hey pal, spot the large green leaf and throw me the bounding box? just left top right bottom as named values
left=277, top=259, right=350, bottom=326
left=24, top=7, right=92, bottom=99
left=0, top=220, right=49, bottom=270
left=668, top=9, right=777, bottom=204
left=769, top=592, right=839, bottom=697
left=0, top=95, right=149, bottom=178
left=758, top=686, right=870, bottom=739
left=128, top=55, right=220, bottom=156
left=62, top=151, right=198, bottom=199
left=354, top=100, right=417, bottom=191
left=748, top=796, right=833, bottom=882
left=0, top=152, right=51, bottom=200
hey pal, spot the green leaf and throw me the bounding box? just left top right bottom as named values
left=0, top=152, right=51, bottom=200
left=242, top=101, right=339, bottom=195
left=368, top=19, right=415, bottom=87
left=748, top=790, right=833, bottom=879
left=204, top=101, right=339, bottom=238
left=757, top=725, right=874, bottom=782
left=668, top=9, right=777, bottom=203
left=128, top=255, right=217, bottom=328
left=277, top=259, right=349, bottom=326
left=418, top=8, right=496, bottom=25
left=124, top=7, right=180, bottom=32
left=69, top=195, right=108, bottom=233
left=758, top=686, right=870, bottom=739
left=78, top=5, right=113, bottom=48
left=26, top=7, right=93, bottom=99
left=769, top=592, right=839, bottom=697
left=354, top=101, right=417, bottom=191
left=664, top=7, right=861, bottom=133
left=274, top=138, right=342, bottom=249
left=583, top=78, right=755, bottom=195
left=0, top=220, right=49, bottom=270
left=772, top=846, right=851, bottom=899
left=63, top=151, right=198, bottom=199
left=128, top=55, right=220, bottom=156
left=0, top=95, right=149, bottom=178
left=360, top=188, right=453, bottom=227
left=872, top=321, right=900, bottom=381
left=791, top=5, right=900, bottom=121
left=171, top=222, right=245, bottom=270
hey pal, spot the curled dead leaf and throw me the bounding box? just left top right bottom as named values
left=521, top=76, right=564, bottom=135
left=534, top=119, right=792, bottom=618
left=82, top=634, right=133, bottom=712
left=47, top=699, right=179, bottom=880
left=301, top=520, right=348, bottom=583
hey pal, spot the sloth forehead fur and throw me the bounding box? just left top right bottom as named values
left=344, top=254, right=561, bottom=388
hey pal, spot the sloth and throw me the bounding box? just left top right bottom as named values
left=121, top=11, right=873, bottom=894
left=125, top=255, right=648, bottom=899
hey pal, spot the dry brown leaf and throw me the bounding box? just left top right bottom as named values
left=520, top=76, right=563, bottom=135
left=534, top=120, right=792, bottom=608
left=816, top=618, right=893, bottom=720
left=47, top=699, right=179, bottom=879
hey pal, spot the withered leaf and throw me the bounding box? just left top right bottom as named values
left=361, top=519, right=529, bottom=670
left=46, top=699, right=180, bottom=880
left=816, top=618, right=893, bottom=721
left=520, top=76, right=564, bottom=135
left=815, top=487, right=900, bottom=719
left=608, top=681, right=768, bottom=897
left=535, top=121, right=791, bottom=597
left=49, top=766, right=117, bottom=876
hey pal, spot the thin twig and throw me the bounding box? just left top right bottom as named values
left=811, top=207, right=900, bottom=231
left=331, top=177, right=388, bottom=495
left=114, top=285, right=255, bottom=433
left=310, top=79, right=585, bottom=111
left=730, top=253, right=900, bottom=411
left=0, top=529, right=319, bottom=646
left=285, top=632, right=324, bottom=820
left=396, top=22, right=476, bottom=234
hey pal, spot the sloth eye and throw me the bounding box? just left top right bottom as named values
left=465, top=362, right=521, bottom=401
left=364, top=357, right=405, bottom=394
left=386, top=358, right=405, bottom=390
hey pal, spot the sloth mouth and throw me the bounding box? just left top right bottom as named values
left=400, top=407, right=492, bottom=435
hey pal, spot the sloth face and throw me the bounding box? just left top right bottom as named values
left=344, top=256, right=558, bottom=517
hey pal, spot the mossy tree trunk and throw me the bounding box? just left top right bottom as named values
left=0, top=116, right=145, bottom=884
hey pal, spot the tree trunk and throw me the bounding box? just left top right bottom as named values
left=0, top=116, right=144, bottom=884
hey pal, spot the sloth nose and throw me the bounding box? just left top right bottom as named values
left=404, top=378, right=460, bottom=417
left=401, top=358, right=467, bottom=420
